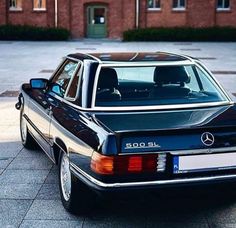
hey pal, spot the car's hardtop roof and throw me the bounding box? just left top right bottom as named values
left=67, top=52, right=192, bottom=63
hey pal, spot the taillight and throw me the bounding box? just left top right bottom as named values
left=90, top=152, right=114, bottom=175
left=91, top=152, right=166, bottom=175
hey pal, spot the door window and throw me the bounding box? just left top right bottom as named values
left=50, top=60, right=78, bottom=97
left=65, top=63, right=82, bottom=99
left=94, top=8, right=105, bottom=24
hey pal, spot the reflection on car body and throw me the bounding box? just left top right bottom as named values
left=16, top=52, right=236, bottom=214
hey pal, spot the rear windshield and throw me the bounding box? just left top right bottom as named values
left=95, top=65, right=228, bottom=107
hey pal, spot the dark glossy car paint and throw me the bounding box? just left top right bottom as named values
left=17, top=52, right=236, bottom=194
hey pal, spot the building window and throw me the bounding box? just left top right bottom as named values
left=173, top=0, right=186, bottom=9
left=9, top=0, right=22, bottom=10
left=148, top=0, right=161, bottom=9
left=33, top=0, right=46, bottom=10
left=217, top=0, right=230, bottom=9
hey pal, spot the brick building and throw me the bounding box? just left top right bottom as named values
left=0, top=0, right=236, bottom=39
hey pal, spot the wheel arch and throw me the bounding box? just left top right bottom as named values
left=53, top=137, right=68, bottom=165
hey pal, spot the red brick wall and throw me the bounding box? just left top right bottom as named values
left=7, top=0, right=54, bottom=27
left=123, top=1, right=136, bottom=31
left=145, top=0, right=187, bottom=28
left=187, top=0, right=216, bottom=27
left=216, top=0, right=236, bottom=26
left=0, top=1, right=7, bottom=25
left=0, top=0, right=236, bottom=39
left=58, top=0, right=71, bottom=30
left=70, top=0, right=127, bottom=39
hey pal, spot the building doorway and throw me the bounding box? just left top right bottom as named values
left=87, top=6, right=107, bottom=38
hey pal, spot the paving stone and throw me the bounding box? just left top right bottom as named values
left=146, top=223, right=208, bottom=228
left=0, top=199, right=32, bottom=227
left=25, top=200, right=79, bottom=220
left=8, top=156, right=53, bottom=170
left=83, top=220, right=146, bottom=228
left=143, top=199, right=207, bottom=223
left=83, top=211, right=148, bottom=228
left=0, top=184, right=42, bottom=199
left=209, top=223, right=236, bottom=228
left=20, top=220, right=83, bottom=228
left=0, top=141, right=22, bottom=158
left=18, top=148, right=45, bottom=158
left=88, top=196, right=207, bottom=223
left=45, top=168, right=59, bottom=183
left=0, top=42, right=236, bottom=227
left=0, top=169, right=50, bottom=184
left=0, top=157, right=13, bottom=169
left=84, top=200, right=147, bottom=225
left=0, top=129, right=21, bottom=141
left=0, top=100, right=19, bottom=126
left=206, top=203, right=236, bottom=224
left=36, top=184, right=60, bottom=200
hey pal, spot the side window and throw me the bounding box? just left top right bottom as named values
left=33, top=0, right=46, bottom=10
left=66, top=63, right=82, bottom=99
left=196, top=67, right=218, bottom=93
left=9, top=0, right=22, bottom=10
left=185, top=66, right=200, bottom=91
left=50, top=60, right=78, bottom=97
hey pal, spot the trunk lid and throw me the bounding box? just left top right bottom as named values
left=94, top=105, right=236, bottom=153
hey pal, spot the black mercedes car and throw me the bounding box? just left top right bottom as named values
left=16, top=52, right=236, bottom=214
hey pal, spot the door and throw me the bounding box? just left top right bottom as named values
left=27, top=60, right=79, bottom=158
left=87, top=6, right=107, bottom=38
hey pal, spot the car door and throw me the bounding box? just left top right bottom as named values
left=28, top=59, right=79, bottom=159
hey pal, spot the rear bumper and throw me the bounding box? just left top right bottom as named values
left=70, top=162, right=236, bottom=192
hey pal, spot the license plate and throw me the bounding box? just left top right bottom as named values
left=173, top=152, right=236, bottom=174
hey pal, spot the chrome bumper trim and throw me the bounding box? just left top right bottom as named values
left=70, top=163, right=236, bottom=189
left=170, top=147, right=236, bottom=155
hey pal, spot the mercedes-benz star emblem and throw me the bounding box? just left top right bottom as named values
left=201, top=132, right=215, bottom=146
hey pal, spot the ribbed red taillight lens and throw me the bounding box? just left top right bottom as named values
left=91, top=152, right=165, bottom=175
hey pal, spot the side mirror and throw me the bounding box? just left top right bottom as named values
left=30, top=78, right=48, bottom=89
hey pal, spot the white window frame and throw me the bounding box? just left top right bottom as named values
left=33, top=0, right=46, bottom=11
left=9, top=0, right=22, bottom=11
left=173, top=0, right=186, bottom=11
left=217, top=0, right=230, bottom=11
left=147, top=0, right=161, bottom=10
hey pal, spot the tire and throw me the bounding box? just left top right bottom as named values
left=58, top=150, right=95, bottom=214
left=20, top=107, right=37, bottom=149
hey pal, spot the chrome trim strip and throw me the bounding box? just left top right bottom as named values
left=92, top=101, right=232, bottom=112
left=99, top=60, right=193, bottom=67
left=170, top=147, right=236, bottom=155
left=70, top=162, right=236, bottom=188
left=86, top=53, right=102, bottom=63
left=118, top=147, right=236, bottom=156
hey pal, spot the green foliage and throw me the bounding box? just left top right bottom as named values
left=0, top=25, right=70, bottom=41
left=123, top=27, right=236, bottom=42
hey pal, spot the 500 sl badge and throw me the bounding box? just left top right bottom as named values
left=125, top=142, right=161, bottom=149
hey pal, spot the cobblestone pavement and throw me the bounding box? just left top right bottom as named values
left=0, top=41, right=236, bottom=227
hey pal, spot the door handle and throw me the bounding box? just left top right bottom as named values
left=48, top=97, right=54, bottom=102
left=47, top=106, right=53, bottom=116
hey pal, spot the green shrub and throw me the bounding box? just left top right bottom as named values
left=0, top=25, right=70, bottom=41
left=123, top=27, right=236, bottom=42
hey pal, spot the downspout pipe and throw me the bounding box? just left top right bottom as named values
left=55, top=0, right=58, bottom=27
left=136, top=0, right=139, bottom=28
